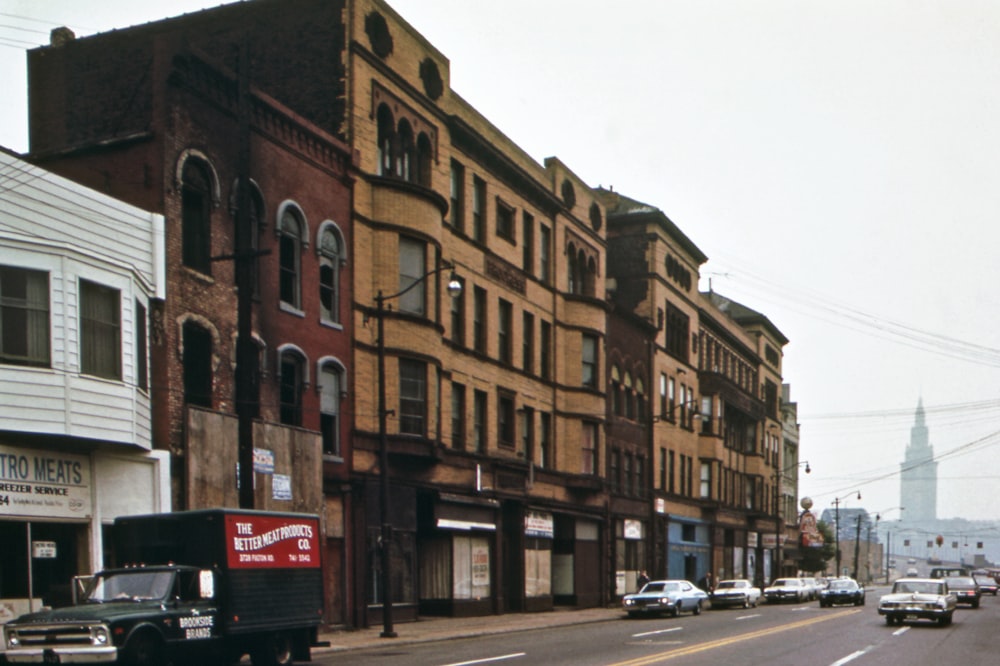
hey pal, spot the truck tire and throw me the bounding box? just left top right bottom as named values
left=122, top=631, right=166, bottom=666
left=251, top=632, right=293, bottom=666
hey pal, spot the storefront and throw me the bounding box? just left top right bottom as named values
left=0, top=443, right=169, bottom=621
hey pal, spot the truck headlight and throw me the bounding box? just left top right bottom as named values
left=91, top=626, right=110, bottom=646
left=6, top=629, right=20, bottom=647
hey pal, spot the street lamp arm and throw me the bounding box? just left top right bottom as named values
left=374, top=260, right=460, bottom=306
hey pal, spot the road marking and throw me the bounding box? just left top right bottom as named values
left=735, top=613, right=761, bottom=620
left=440, top=653, right=526, bottom=666
left=633, top=627, right=682, bottom=638
left=892, top=626, right=910, bottom=636
left=830, top=646, right=876, bottom=665
left=607, top=608, right=861, bottom=666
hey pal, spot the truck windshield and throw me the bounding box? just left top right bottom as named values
left=86, top=570, right=175, bottom=603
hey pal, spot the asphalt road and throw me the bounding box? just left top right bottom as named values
left=311, top=586, right=999, bottom=666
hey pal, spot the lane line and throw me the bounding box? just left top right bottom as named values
left=633, top=627, right=683, bottom=638
left=892, top=626, right=910, bottom=636
left=608, top=608, right=861, bottom=666
left=735, top=613, right=761, bottom=621
left=830, top=647, right=874, bottom=666
left=440, top=653, right=526, bottom=666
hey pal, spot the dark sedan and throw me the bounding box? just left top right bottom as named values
left=818, top=577, right=865, bottom=607
left=973, top=574, right=998, bottom=596
left=945, top=576, right=981, bottom=608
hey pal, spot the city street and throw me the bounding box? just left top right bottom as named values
left=311, top=586, right=996, bottom=665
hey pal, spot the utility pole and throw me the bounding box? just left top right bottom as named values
left=852, top=514, right=862, bottom=580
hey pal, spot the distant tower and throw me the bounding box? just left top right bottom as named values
left=900, top=398, right=937, bottom=522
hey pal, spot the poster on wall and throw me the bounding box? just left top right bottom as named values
left=472, top=542, right=490, bottom=586
left=0, top=444, right=92, bottom=519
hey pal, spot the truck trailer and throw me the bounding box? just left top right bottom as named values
left=2, top=509, right=323, bottom=665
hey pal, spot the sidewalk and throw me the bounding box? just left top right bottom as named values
left=315, top=606, right=623, bottom=654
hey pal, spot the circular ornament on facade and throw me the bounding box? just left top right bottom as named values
left=561, top=179, right=576, bottom=209
left=589, top=202, right=603, bottom=231
left=420, top=57, right=443, bottom=100
left=365, top=11, right=393, bottom=59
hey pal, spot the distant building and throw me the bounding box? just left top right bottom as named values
left=901, top=399, right=937, bottom=522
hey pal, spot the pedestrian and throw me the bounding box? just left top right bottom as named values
left=636, top=570, right=650, bottom=590
left=698, top=571, right=714, bottom=592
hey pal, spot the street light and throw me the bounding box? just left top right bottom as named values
left=832, top=490, right=861, bottom=577
left=773, top=461, right=810, bottom=578
left=372, top=260, right=462, bottom=638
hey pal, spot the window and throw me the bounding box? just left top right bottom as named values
left=539, top=224, right=551, bottom=285
left=659, top=448, right=667, bottom=491
left=636, top=377, right=646, bottom=421
left=451, top=383, right=466, bottom=450
left=376, top=104, right=395, bottom=177
left=472, top=176, right=486, bottom=243
left=473, top=286, right=487, bottom=354
left=398, top=237, right=426, bottom=315
left=522, top=312, right=534, bottom=374
left=279, top=207, right=303, bottom=309
left=0, top=266, right=49, bottom=367
left=450, top=277, right=465, bottom=346
left=623, top=371, right=634, bottom=419
left=449, top=160, right=465, bottom=231
left=611, top=366, right=622, bottom=416
left=181, top=159, right=212, bottom=274
left=539, top=412, right=551, bottom=469
left=624, top=453, right=632, bottom=496
left=520, top=407, right=534, bottom=462
left=279, top=349, right=304, bottom=426
left=498, top=299, right=512, bottom=364
left=80, top=280, right=120, bottom=379
left=473, top=389, right=487, bottom=453
left=668, top=377, right=676, bottom=421
left=659, top=373, right=667, bottom=419
left=668, top=451, right=676, bottom=494
left=540, top=321, right=552, bottom=381
left=581, top=422, right=598, bottom=475
left=522, top=212, right=534, bottom=273
left=498, top=392, right=515, bottom=448
left=609, top=449, right=620, bottom=494
left=399, top=359, right=426, bottom=435
left=700, top=461, right=711, bottom=498
left=664, top=303, right=689, bottom=361
left=135, top=300, right=148, bottom=391
left=496, top=200, right=514, bottom=242
left=581, top=334, right=598, bottom=388
left=636, top=456, right=646, bottom=500
left=320, top=363, right=343, bottom=456
left=182, top=321, right=212, bottom=406
left=319, top=225, right=343, bottom=324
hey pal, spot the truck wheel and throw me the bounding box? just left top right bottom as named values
left=122, top=631, right=165, bottom=666
left=251, top=632, right=294, bottom=666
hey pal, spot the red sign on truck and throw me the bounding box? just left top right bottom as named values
left=224, top=512, right=319, bottom=569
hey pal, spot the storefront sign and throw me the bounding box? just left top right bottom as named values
left=525, top=510, right=553, bottom=538
left=747, top=531, right=759, bottom=548
left=32, top=541, right=57, bottom=559
left=624, top=519, right=643, bottom=540
left=472, top=543, right=490, bottom=586
left=0, top=445, right=92, bottom=519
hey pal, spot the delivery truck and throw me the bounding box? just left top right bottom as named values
left=2, top=509, right=323, bottom=665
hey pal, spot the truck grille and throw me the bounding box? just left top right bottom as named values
left=9, top=624, right=97, bottom=647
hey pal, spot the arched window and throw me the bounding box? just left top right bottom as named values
left=319, top=223, right=344, bottom=324
left=611, top=365, right=622, bottom=416
left=182, top=159, right=213, bottom=274
left=319, top=361, right=345, bottom=456
left=279, top=348, right=305, bottom=426
left=376, top=104, right=396, bottom=177
left=279, top=206, right=304, bottom=309
left=585, top=256, right=598, bottom=297
left=624, top=371, right=634, bottom=419
left=567, top=244, right=579, bottom=295
left=636, top=376, right=646, bottom=421
left=397, top=119, right=414, bottom=181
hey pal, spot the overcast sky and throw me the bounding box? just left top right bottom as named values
left=4, top=1, right=1000, bottom=525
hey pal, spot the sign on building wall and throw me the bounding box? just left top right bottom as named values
left=624, top=519, right=643, bottom=540
left=525, top=510, right=553, bottom=538
left=0, top=445, right=92, bottom=519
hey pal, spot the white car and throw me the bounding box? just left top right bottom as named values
left=709, top=579, right=762, bottom=608
left=878, top=577, right=956, bottom=626
left=764, top=577, right=809, bottom=603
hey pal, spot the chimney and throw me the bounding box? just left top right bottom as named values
left=50, top=27, right=76, bottom=47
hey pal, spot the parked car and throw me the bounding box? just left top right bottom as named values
left=945, top=576, right=981, bottom=608
left=799, top=576, right=821, bottom=600
left=709, top=579, right=762, bottom=609
left=764, top=578, right=809, bottom=603
left=819, top=578, right=865, bottom=607
left=905, top=567, right=919, bottom=576
left=622, top=580, right=708, bottom=618
left=973, top=574, right=998, bottom=596
left=878, top=577, right=957, bottom=626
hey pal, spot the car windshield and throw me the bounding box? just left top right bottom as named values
left=772, top=579, right=796, bottom=586
left=974, top=576, right=994, bottom=585
left=86, top=570, right=176, bottom=603
left=945, top=577, right=975, bottom=587
left=829, top=580, right=857, bottom=590
left=892, top=581, right=944, bottom=595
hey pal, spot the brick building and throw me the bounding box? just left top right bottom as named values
left=26, top=12, right=355, bottom=623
